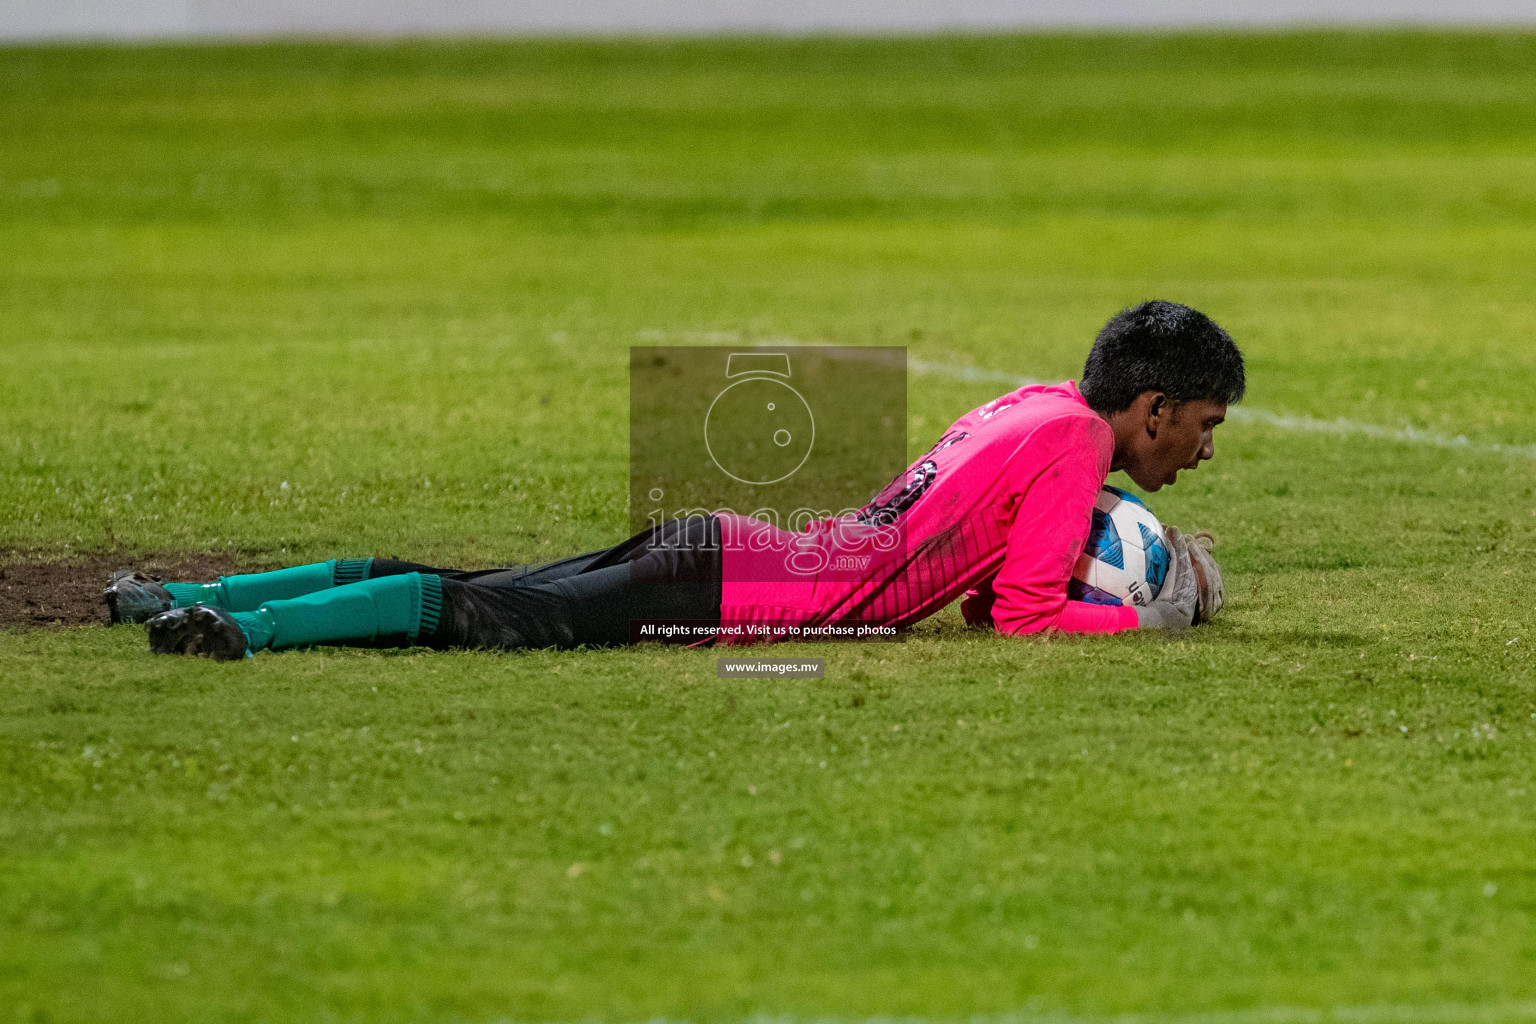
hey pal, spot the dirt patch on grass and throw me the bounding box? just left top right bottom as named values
left=0, top=553, right=266, bottom=629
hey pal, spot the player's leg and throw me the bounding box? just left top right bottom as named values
left=146, top=571, right=444, bottom=660
left=111, top=522, right=684, bottom=627
left=412, top=514, right=724, bottom=649
left=433, top=565, right=718, bottom=650
left=146, top=517, right=721, bottom=658
left=104, top=557, right=464, bottom=625
left=422, top=539, right=659, bottom=589
left=107, top=543, right=639, bottom=625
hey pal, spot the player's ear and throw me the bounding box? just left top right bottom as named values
left=1144, top=391, right=1168, bottom=439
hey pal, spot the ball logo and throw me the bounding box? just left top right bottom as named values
left=704, top=352, right=816, bottom=486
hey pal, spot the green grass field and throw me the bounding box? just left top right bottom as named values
left=5, top=31, right=1536, bottom=1023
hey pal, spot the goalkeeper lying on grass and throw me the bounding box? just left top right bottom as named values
left=107, top=300, right=1240, bottom=661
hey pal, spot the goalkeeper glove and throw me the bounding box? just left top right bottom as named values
left=1168, top=526, right=1225, bottom=624
left=1136, top=530, right=1198, bottom=631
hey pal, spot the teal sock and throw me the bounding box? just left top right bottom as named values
left=230, top=610, right=274, bottom=656
left=246, top=572, right=442, bottom=653
left=164, top=580, right=226, bottom=609
left=332, top=558, right=372, bottom=586
left=164, top=559, right=375, bottom=612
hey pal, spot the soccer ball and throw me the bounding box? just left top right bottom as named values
left=1070, top=485, right=1171, bottom=608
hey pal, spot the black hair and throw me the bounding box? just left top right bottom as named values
left=1079, top=300, right=1245, bottom=415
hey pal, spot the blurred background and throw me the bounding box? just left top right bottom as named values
left=7, top=0, right=1536, bottom=40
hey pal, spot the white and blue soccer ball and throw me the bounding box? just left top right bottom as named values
left=1070, top=485, right=1171, bottom=608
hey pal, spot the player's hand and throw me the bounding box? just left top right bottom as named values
left=1170, top=526, right=1225, bottom=624
left=1136, top=530, right=1198, bottom=630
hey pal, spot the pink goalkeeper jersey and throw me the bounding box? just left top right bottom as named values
left=715, top=379, right=1140, bottom=642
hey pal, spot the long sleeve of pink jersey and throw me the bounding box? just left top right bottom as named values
left=989, top=418, right=1140, bottom=636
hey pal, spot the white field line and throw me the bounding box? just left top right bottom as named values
left=497, top=1003, right=1536, bottom=1024
left=632, top=334, right=1536, bottom=461
left=906, top=358, right=1536, bottom=461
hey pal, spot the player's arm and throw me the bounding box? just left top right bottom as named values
left=987, top=418, right=1140, bottom=636
left=985, top=416, right=1206, bottom=634
left=983, top=525, right=1202, bottom=634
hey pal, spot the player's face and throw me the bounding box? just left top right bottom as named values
left=1133, top=398, right=1226, bottom=491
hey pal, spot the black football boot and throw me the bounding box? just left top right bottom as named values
left=146, top=605, right=250, bottom=661
left=103, top=570, right=174, bottom=625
